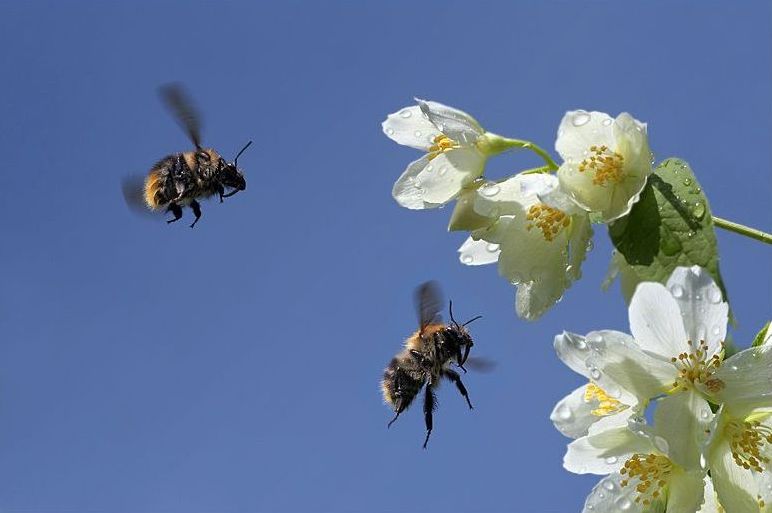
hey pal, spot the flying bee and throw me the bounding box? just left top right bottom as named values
left=382, top=281, right=486, bottom=449
left=122, top=83, right=251, bottom=228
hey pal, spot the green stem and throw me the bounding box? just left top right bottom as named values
left=712, top=216, right=772, bottom=244
left=482, top=133, right=559, bottom=171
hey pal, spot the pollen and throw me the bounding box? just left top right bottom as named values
left=427, top=135, right=459, bottom=161
left=578, top=145, right=625, bottom=186
left=525, top=204, right=571, bottom=242
left=725, top=419, right=772, bottom=473
left=668, top=339, right=723, bottom=393
left=619, top=453, right=673, bottom=507
left=584, top=383, right=627, bottom=417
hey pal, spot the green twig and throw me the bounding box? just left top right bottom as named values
left=713, top=216, right=772, bottom=244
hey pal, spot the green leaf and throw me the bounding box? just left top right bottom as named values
left=607, top=158, right=728, bottom=306
left=751, top=320, right=771, bottom=347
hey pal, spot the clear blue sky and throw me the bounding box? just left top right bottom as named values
left=0, top=2, right=770, bottom=512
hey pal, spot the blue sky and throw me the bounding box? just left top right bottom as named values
left=0, top=2, right=770, bottom=512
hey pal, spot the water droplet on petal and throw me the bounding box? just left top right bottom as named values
left=385, top=127, right=394, bottom=135
left=711, top=324, right=721, bottom=336
left=602, top=118, right=613, bottom=127
left=670, top=284, right=684, bottom=298
left=586, top=239, right=594, bottom=251
left=708, top=287, right=722, bottom=304
left=605, top=456, right=618, bottom=465
left=486, top=243, right=500, bottom=252
left=399, top=109, right=412, bottom=118
left=615, top=497, right=632, bottom=510
left=653, top=436, right=669, bottom=453
left=700, top=409, right=710, bottom=420
left=461, top=255, right=473, bottom=264
left=425, top=164, right=433, bottom=172
left=590, top=368, right=601, bottom=380
left=480, top=184, right=500, bottom=197
left=602, top=479, right=615, bottom=491
left=572, top=111, right=591, bottom=127
left=556, top=404, right=572, bottom=420
left=414, top=130, right=422, bottom=138
left=587, top=333, right=603, bottom=344
left=438, top=167, right=448, bottom=176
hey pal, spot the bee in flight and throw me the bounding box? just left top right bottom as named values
left=122, top=84, right=251, bottom=228
left=382, top=281, right=486, bottom=449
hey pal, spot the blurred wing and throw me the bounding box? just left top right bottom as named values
left=415, top=281, right=444, bottom=332
left=159, top=83, right=202, bottom=149
left=121, top=175, right=158, bottom=219
left=463, top=356, right=496, bottom=373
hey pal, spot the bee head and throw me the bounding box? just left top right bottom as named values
left=448, top=300, right=482, bottom=367
left=218, top=141, right=252, bottom=194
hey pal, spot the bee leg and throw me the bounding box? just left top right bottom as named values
left=443, top=369, right=473, bottom=410
left=189, top=200, right=202, bottom=228
left=166, top=204, right=183, bottom=224
left=422, top=384, right=436, bottom=449
left=217, top=185, right=225, bottom=203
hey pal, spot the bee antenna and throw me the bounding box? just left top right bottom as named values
left=462, top=315, right=483, bottom=327
left=233, top=140, right=253, bottom=167
left=449, top=300, right=460, bottom=328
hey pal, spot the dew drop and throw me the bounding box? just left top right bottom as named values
left=603, top=479, right=615, bottom=491
left=425, top=164, right=433, bottom=172
left=556, top=404, right=572, bottom=420
left=438, top=167, right=448, bottom=176
left=602, top=118, right=613, bottom=127
left=480, top=184, right=500, bottom=197
left=586, top=239, right=594, bottom=251
left=461, top=254, right=473, bottom=264
left=414, top=130, right=422, bottom=138
left=598, top=491, right=605, bottom=499
left=385, top=127, right=394, bottom=135
left=574, top=338, right=587, bottom=350
left=693, top=201, right=706, bottom=220
left=399, top=109, right=412, bottom=118
left=700, top=408, right=710, bottom=420
left=654, top=436, right=669, bottom=453
left=486, top=243, right=500, bottom=252
left=590, top=368, right=602, bottom=380
left=605, top=456, right=618, bottom=465
left=708, top=287, right=722, bottom=304
left=711, top=324, right=721, bottom=336
left=587, top=332, right=603, bottom=344
left=572, top=111, right=591, bottom=127
left=683, top=177, right=692, bottom=186
left=615, top=496, right=632, bottom=510
left=670, top=284, right=685, bottom=298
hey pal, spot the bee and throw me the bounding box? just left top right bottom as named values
left=122, top=84, right=251, bottom=228
left=382, top=281, right=485, bottom=449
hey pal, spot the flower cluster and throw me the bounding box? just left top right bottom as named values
left=551, top=266, right=772, bottom=512
left=383, top=102, right=653, bottom=319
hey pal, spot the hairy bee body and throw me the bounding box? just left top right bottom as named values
left=382, top=282, right=480, bottom=449
left=143, top=148, right=229, bottom=210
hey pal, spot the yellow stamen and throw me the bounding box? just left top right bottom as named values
left=427, top=134, right=459, bottom=161
left=726, top=419, right=772, bottom=473
left=620, top=453, right=672, bottom=506
left=584, top=383, right=627, bottom=416
left=578, top=145, right=625, bottom=186
left=525, top=204, right=571, bottom=242
left=667, top=339, right=723, bottom=393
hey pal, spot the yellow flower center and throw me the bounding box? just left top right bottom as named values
left=620, top=453, right=672, bottom=507
left=427, top=134, right=459, bottom=161
left=578, top=145, right=625, bottom=186
left=726, top=419, right=772, bottom=473
left=668, top=339, right=723, bottom=393
left=584, top=383, right=627, bottom=416
left=525, top=204, right=570, bottom=242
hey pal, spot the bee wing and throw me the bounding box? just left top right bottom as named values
left=121, top=175, right=158, bottom=219
left=159, top=83, right=202, bottom=149
left=463, top=356, right=496, bottom=373
left=415, top=281, right=444, bottom=332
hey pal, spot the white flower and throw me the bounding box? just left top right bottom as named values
left=551, top=331, right=642, bottom=440
left=556, top=110, right=652, bottom=222
left=577, top=414, right=708, bottom=513
left=455, top=173, right=593, bottom=320
left=383, top=99, right=512, bottom=209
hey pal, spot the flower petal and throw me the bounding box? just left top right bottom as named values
left=567, top=213, right=593, bottom=282
left=653, top=390, right=713, bottom=470
left=391, top=155, right=441, bottom=209
left=709, top=344, right=772, bottom=411
left=666, top=266, right=728, bottom=357
left=382, top=105, right=441, bottom=150
left=585, top=330, right=675, bottom=401
left=581, top=474, right=642, bottom=513
left=629, top=282, right=689, bottom=358
left=472, top=174, right=543, bottom=218
left=697, top=477, right=722, bottom=513
left=457, top=236, right=499, bottom=266
left=564, top=426, right=652, bottom=475
left=708, top=434, right=761, bottom=513
left=554, top=331, right=593, bottom=377
left=555, top=110, right=616, bottom=161
left=550, top=385, right=598, bottom=439
left=667, top=468, right=706, bottom=513
left=416, top=99, right=483, bottom=145
left=447, top=189, right=494, bottom=232
left=420, top=148, right=485, bottom=204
